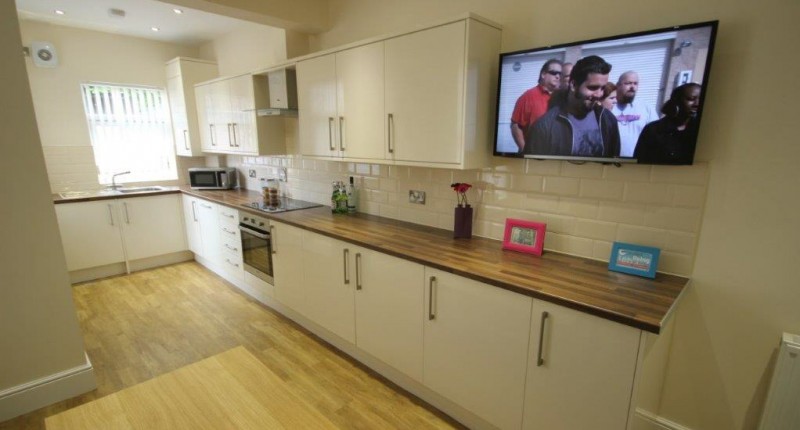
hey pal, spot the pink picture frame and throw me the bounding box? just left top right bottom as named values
left=502, top=218, right=546, bottom=256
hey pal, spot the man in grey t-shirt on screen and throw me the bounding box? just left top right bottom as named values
left=523, top=55, right=620, bottom=158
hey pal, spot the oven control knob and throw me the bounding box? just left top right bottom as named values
left=243, top=217, right=249, bottom=222
left=259, top=222, right=265, bottom=227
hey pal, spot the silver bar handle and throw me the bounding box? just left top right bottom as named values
left=387, top=113, right=394, bottom=154
left=107, top=204, right=115, bottom=226
left=223, top=213, right=235, bottom=219
left=221, top=227, right=236, bottom=235
left=232, top=123, right=239, bottom=147
left=224, top=243, right=238, bottom=252
left=339, top=116, right=345, bottom=151
left=183, top=129, right=190, bottom=150
left=343, top=248, right=350, bottom=284
left=210, top=124, right=216, bottom=146
left=355, top=253, right=362, bottom=290
left=200, top=203, right=212, bottom=209
left=225, top=258, right=240, bottom=268
left=123, top=202, right=130, bottom=224
left=270, top=226, right=276, bottom=254
left=227, top=123, right=234, bottom=147
left=428, top=276, right=436, bottom=320
left=238, top=224, right=269, bottom=239
left=328, top=117, right=335, bottom=151
left=191, top=201, right=197, bottom=222
left=537, top=311, right=549, bottom=367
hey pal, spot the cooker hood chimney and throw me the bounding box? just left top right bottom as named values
left=257, top=68, right=298, bottom=117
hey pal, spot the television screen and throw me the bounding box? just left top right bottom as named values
left=493, top=21, right=718, bottom=165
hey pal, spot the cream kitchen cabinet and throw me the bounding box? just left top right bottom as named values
left=522, top=299, right=641, bottom=430
left=55, top=200, right=126, bottom=271
left=119, top=195, right=186, bottom=261
left=195, top=74, right=285, bottom=156
left=272, top=221, right=306, bottom=313
left=55, top=194, right=187, bottom=272
left=384, top=19, right=500, bottom=168
left=301, top=230, right=356, bottom=343
left=182, top=195, right=221, bottom=265
left=181, top=195, right=202, bottom=255
left=423, top=267, right=532, bottom=430
left=218, top=204, right=244, bottom=281
left=165, top=57, right=217, bottom=157
left=295, top=16, right=501, bottom=169
left=297, top=42, right=386, bottom=160
left=353, top=247, right=425, bottom=381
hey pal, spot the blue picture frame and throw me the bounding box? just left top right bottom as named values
left=608, top=242, right=661, bottom=278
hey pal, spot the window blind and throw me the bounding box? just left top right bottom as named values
left=80, top=83, right=177, bottom=184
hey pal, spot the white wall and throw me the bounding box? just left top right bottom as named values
left=19, top=20, right=207, bottom=193
left=0, top=1, right=92, bottom=417
left=198, top=23, right=290, bottom=76
left=304, top=1, right=800, bottom=429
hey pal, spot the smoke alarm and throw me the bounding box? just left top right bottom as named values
left=108, top=8, right=126, bottom=18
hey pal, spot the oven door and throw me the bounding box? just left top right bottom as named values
left=239, top=223, right=274, bottom=285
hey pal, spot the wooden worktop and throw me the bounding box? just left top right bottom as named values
left=186, top=187, right=688, bottom=334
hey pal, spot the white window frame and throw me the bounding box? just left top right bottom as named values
left=80, top=82, right=177, bottom=185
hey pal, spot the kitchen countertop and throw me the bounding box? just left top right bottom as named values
left=183, top=187, right=688, bottom=334
left=53, top=186, right=182, bottom=203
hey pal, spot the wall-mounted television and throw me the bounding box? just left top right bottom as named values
left=493, top=21, right=718, bottom=165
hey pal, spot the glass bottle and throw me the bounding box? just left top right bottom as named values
left=346, top=176, right=357, bottom=213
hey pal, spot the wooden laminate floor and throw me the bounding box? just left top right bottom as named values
left=1, top=262, right=461, bottom=430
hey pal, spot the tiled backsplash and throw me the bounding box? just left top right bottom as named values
left=230, top=155, right=709, bottom=277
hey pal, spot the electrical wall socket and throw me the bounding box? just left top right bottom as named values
left=409, top=190, right=426, bottom=204
left=248, top=169, right=256, bottom=178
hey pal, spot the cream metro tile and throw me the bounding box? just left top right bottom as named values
left=624, top=182, right=673, bottom=205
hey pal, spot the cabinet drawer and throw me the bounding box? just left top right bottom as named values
left=220, top=251, right=244, bottom=280
left=221, top=233, right=241, bottom=256
left=218, top=206, right=239, bottom=226
left=219, top=223, right=240, bottom=242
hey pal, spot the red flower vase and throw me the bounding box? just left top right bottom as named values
left=453, top=205, right=473, bottom=239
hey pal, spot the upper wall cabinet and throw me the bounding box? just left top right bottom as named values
left=296, top=16, right=502, bottom=169
left=165, top=58, right=218, bottom=157
left=297, top=42, right=386, bottom=160
left=194, top=74, right=286, bottom=156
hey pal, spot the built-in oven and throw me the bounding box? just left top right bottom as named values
left=238, top=212, right=273, bottom=285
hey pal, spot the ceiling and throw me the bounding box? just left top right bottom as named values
left=15, top=0, right=271, bottom=45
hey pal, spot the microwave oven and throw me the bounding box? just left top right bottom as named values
left=188, top=167, right=237, bottom=190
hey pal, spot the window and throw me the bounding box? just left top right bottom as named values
left=80, top=83, right=177, bottom=185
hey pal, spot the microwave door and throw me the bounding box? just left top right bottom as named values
left=191, top=171, right=218, bottom=188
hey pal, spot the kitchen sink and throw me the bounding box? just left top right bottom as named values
left=115, top=186, right=167, bottom=193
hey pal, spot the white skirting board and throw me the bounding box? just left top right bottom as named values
left=0, top=353, right=96, bottom=422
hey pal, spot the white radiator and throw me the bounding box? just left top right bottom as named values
left=759, top=333, right=800, bottom=430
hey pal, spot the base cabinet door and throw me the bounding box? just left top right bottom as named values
left=120, top=195, right=187, bottom=260
left=522, top=300, right=642, bottom=430
left=354, top=247, right=424, bottom=381
left=423, top=268, right=532, bottom=430
left=195, top=200, right=220, bottom=264
left=272, top=221, right=306, bottom=313
left=301, top=231, right=355, bottom=343
left=55, top=200, right=125, bottom=271
left=182, top=195, right=203, bottom=255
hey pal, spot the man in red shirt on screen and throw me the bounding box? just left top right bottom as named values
left=510, top=59, right=563, bottom=152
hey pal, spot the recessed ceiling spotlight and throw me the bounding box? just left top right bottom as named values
left=108, top=8, right=126, bottom=18
left=54, top=9, right=65, bottom=15
left=151, top=27, right=160, bottom=32
left=173, top=8, right=183, bottom=14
